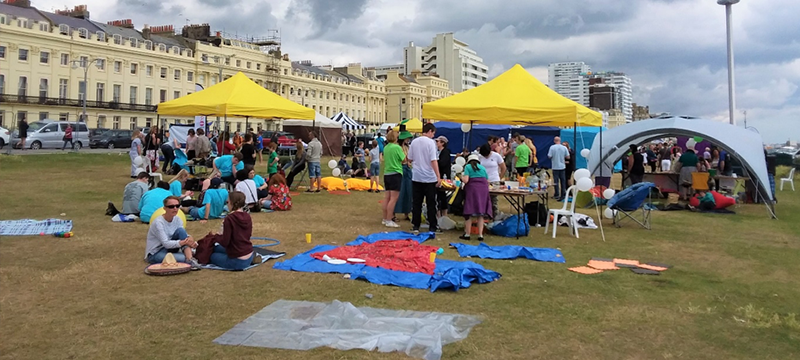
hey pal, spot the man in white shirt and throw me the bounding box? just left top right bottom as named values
left=547, top=136, right=570, bottom=200
left=479, top=143, right=506, bottom=216
left=407, top=123, right=441, bottom=233
left=306, top=132, right=323, bottom=192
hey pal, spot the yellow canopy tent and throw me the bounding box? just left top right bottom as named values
left=423, top=64, right=602, bottom=127
left=157, top=72, right=314, bottom=120
left=400, top=118, right=423, bottom=133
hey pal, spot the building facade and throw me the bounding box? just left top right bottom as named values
left=632, top=103, right=651, bottom=121
left=1, top=1, right=453, bottom=137
left=548, top=61, right=591, bottom=107
left=383, top=70, right=451, bottom=125
left=594, top=71, right=632, bottom=122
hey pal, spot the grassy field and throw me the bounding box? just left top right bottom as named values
left=1, top=154, right=798, bottom=360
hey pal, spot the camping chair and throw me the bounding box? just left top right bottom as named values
left=607, top=182, right=656, bottom=229
left=290, top=167, right=310, bottom=191
left=544, top=185, right=579, bottom=238
left=691, top=172, right=710, bottom=192
left=143, top=161, right=163, bottom=183
left=780, top=167, right=795, bottom=191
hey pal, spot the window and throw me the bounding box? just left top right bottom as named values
left=39, top=112, right=48, bottom=120
left=113, top=34, right=122, bottom=45
left=173, top=69, right=180, bottom=80
left=114, top=61, right=121, bottom=73
left=80, top=56, right=88, bottom=68
left=130, top=86, right=137, bottom=104
left=129, top=38, right=138, bottom=48
left=0, top=45, right=5, bottom=59
left=144, top=40, right=153, bottom=50
left=201, top=54, right=208, bottom=63
left=39, top=79, right=48, bottom=99
left=19, top=48, right=28, bottom=61
left=198, top=74, right=205, bottom=84
left=60, top=53, right=69, bottom=66
left=236, top=59, right=241, bottom=67
left=97, top=31, right=106, bottom=42
left=145, top=88, right=152, bottom=105
left=160, top=67, right=167, bottom=79
left=39, top=51, right=49, bottom=64
left=172, top=46, right=179, bottom=55
left=256, top=63, right=261, bottom=70
left=187, top=71, right=193, bottom=82
left=96, top=83, right=104, bottom=102
left=18, top=76, right=27, bottom=96
left=97, top=115, right=106, bottom=128
left=96, top=58, right=105, bottom=70
left=130, top=117, right=137, bottom=130
left=59, top=79, right=68, bottom=99
left=159, top=89, right=167, bottom=103
left=246, top=61, right=251, bottom=69
left=113, top=84, right=121, bottom=102
left=113, top=116, right=121, bottom=129
left=401, top=98, right=406, bottom=104
left=78, top=81, right=86, bottom=100
left=145, top=118, right=152, bottom=127
left=173, top=91, right=180, bottom=99
left=39, top=23, right=49, bottom=31
left=130, top=63, right=138, bottom=75
left=186, top=50, right=193, bottom=57
left=158, top=44, right=166, bottom=52
left=146, top=65, right=152, bottom=77
left=59, top=24, right=69, bottom=35
left=0, top=75, right=4, bottom=94
left=225, top=57, right=230, bottom=66
left=78, top=28, right=88, bottom=38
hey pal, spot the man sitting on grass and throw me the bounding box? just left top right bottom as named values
left=106, top=172, right=150, bottom=217
left=138, top=181, right=173, bottom=223
left=144, top=196, right=202, bottom=270
left=184, top=178, right=229, bottom=223
left=213, top=152, right=244, bottom=185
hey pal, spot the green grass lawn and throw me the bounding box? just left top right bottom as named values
left=1, top=154, right=798, bottom=360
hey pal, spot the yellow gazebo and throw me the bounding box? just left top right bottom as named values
left=157, top=72, right=314, bottom=120
left=423, top=64, right=602, bottom=127
left=400, top=118, right=423, bottom=133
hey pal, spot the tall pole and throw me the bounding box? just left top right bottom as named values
left=719, top=0, right=740, bottom=125
left=217, top=64, right=222, bottom=133
left=76, top=66, right=88, bottom=152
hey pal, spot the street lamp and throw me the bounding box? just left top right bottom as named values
left=718, top=0, right=740, bottom=126
left=71, top=57, right=103, bottom=152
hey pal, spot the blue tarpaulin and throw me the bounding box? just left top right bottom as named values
left=272, top=231, right=501, bottom=292
left=449, top=242, right=566, bottom=263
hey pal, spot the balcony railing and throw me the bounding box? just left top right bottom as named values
left=0, top=94, right=157, bottom=112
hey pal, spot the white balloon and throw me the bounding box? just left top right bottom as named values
left=452, top=164, right=464, bottom=173
left=332, top=168, right=341, bottom=177
left=576, top=177, right=594, bottom=192
left=460, top=123, right=471, bottom=133
left=604, top=208, right=615, bottom=219
left=603, top=188, right=616, bottom=200
left=133, top=156, right=144, bottom=166
left=134, top=167, right=146, bottom=176
left=328, top=159, right=337, bottom=169
left=573, top=168, right=591, bottom=181
left=580, top=148, right=591, bottom=158
left=455, top=157, right=466, bottom=166
left=686, top=139, right=697, bottom=149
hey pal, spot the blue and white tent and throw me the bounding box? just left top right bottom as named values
left=331, top=112, right=365, bottom=131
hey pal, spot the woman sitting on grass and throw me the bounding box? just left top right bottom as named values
left=144, top=196, right=202, bottom=270
left=168, top=169, right=194, bottom=199
left=262, top=173, right=292, bottom=211
left=209, top=191, right=260, bottom=270
left=235, top=168, right=261, bottom=212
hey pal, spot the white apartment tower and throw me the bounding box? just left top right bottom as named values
left=403, top=33, right=488, bottom=92
left=596, top=72, right=633, bottom=122
left=548, top=62, right=592, bottom=107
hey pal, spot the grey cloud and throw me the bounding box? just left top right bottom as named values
left=287, top=0, right=369, bottom=38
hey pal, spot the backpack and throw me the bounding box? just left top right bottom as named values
left=524, top=201, right=548, bottom=227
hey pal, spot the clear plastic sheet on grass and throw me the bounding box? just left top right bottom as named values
left=213, top=299, right=481, bottom=360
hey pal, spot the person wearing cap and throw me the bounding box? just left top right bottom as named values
left=435, top=135, right=452, bottom=218
left=184, top=178, right=229, bottom=223
left=394, top=130, right=414, bottom=221
left=407, top=123, right=441, bottom=233
left=213, top=152, right=245, bottom=185
left=460, top=154, right=492, bottom=241
left=138, top=181, right=173, bottom=224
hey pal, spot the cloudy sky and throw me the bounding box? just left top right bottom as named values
left=35, top=0, right=800, bottom=143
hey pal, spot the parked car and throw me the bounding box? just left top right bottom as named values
left=89, top=128, right=110, bottom=141
left=89, top=129, right=134, bottom=149
left=0, top=126, right=9, bottom=149
left=11, top=120, right=90, bottom=150
left=261, top=131, right=298, bottom=148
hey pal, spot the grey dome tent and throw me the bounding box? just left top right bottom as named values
left=586, top=116, right=775, bottom=217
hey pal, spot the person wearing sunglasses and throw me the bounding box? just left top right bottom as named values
left=144, top=196, right=202, bottom=270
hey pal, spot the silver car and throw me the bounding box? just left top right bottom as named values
left=12, top=120, right=91, bottom=150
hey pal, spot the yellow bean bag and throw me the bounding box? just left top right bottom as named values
left=320, top=177, right=348, bottom=191
left=150, top=207, right=188, bottom=224
left=346, top=178, right=384, bottom=191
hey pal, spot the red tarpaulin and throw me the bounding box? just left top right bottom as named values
left=311, top=240, right=439, bottom=275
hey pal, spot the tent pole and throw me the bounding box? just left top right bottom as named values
left=245, top=117, right=249, bottom=132
left=468, top=121, right=474, bottom=151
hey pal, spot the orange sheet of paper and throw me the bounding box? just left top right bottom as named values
left=613, top=258, right=640, bottom=266
left=637, top=264, right=668, bottom=272
left=587, top=260, right=620, bottom=270
left=568, top=266, right=604, bottom=275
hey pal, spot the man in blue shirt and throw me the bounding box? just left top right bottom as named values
left=213, top=152, right=244, bottom=185
left=376, top=133, right=386, bottom=153
left=547, top=136, right=570, bottom=200
left=138, top=181, right=172, bottom=223
left=253, top=128, right=264, bottom=165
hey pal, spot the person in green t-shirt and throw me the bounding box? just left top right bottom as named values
left=381, top=130, right=405, bottom=228
left=266, top=142, right=279, bottom=178
left=514, top=136, right=531, bottom=176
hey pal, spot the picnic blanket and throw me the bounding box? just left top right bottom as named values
left=312, top=240, right=439, bottom=275
left=449, top=242, right=566, bottom=263
left=199, top=248, right=286, bottom=271
left=273, top=231, right=501, bottom=292
left=0, top=219, right=73, bottom=236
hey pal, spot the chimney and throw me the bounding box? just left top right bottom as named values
left=181, top=23, right=211, bottom=40
left=3, top=0, right=32, bottom=8
left=150, top=25, right=175, bottom=35
left=141, top=24, right=150, bottom=40
left=54, top=4, right=90, bottom=19
left=107, top=19, right=134, bottom=29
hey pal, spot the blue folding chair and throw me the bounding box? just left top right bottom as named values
left=607, top=182, right=656, bottom=229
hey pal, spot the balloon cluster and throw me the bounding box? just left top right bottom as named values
left=328, top=160, right=341, bottom=177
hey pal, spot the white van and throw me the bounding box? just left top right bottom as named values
left=12, top=120, right=91, bottom=150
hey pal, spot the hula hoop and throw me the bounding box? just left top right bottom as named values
left=250, top=237, right=281, bottom=247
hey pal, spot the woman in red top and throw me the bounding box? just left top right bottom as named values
left=209, top=191, right=259, bottom=269
left=61, top=123, right=74, bottom=150
left=263, top=174, right=292, bottom=211
left=217, top=131, right=236, bottom=155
